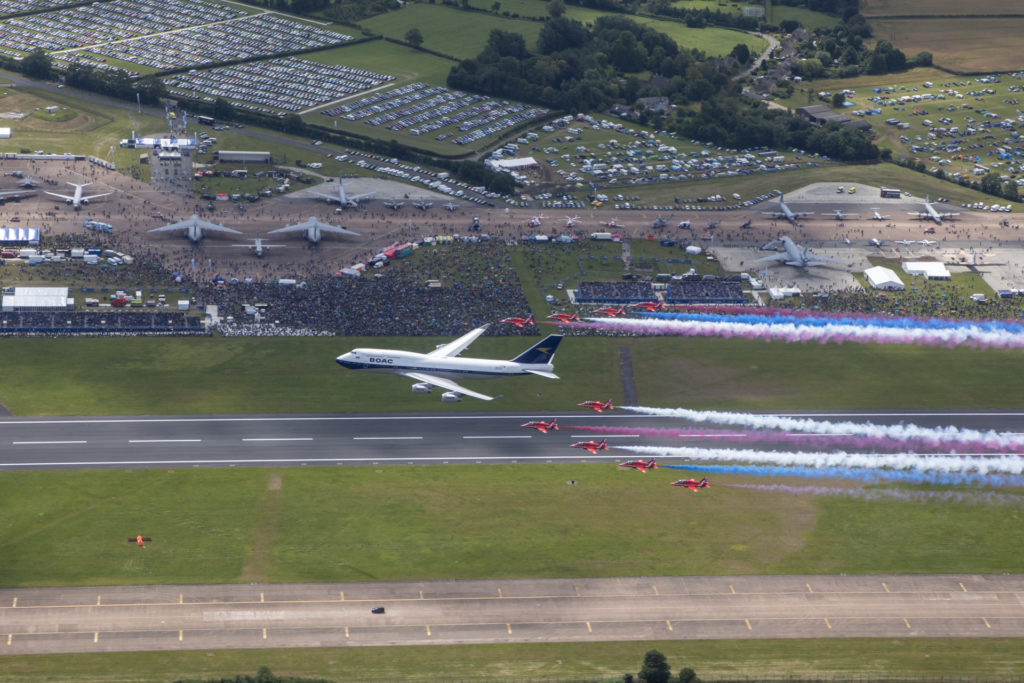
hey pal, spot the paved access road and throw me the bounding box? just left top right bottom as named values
left=2, top=574, right=1021, bottom=654
left=3, top=410, right=1024, bottom=471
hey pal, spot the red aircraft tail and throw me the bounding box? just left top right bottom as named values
left=646, top=459, right=658, bottom=470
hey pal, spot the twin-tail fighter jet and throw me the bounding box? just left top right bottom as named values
left=619, top=458, right=656, bottom=472
left=336, top=324, right=562, bottom=402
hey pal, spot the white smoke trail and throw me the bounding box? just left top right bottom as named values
left=618, top=445, right=1024, bottom=474
left=621, top=405, right=1024, bottom=450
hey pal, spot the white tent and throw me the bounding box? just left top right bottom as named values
left=2, top=287, right=68, bottom=311
left=903, top=261, right=950, bottom=279
left=864, top=266, right=904, bottom=290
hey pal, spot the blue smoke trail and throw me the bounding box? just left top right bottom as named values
left=663, top=463, right=1024, bottom=487
left=639, top=310, right=1024, bottom=334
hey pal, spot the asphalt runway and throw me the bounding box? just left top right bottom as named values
left=2, top=574, right=1021, bottom=654
left=4, top=409, right=1024, bottom=470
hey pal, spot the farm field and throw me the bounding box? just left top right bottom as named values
left=306, top=39, right=455, bottom=88
left=867, top=18, right=1024, bottom=73
left=2, top=638, right=1022, bottom=683
left=861, top=0, right=1023, bottom=16
left=1, top=466, right=1021, bottom=588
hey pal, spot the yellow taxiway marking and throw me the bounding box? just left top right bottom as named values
left=425, top=625, right=431, bottom=636
left=652, top=585, right=659, bottom=596
left=419, top=590, right=424, bottom=600
left=96, top=595, right=101, bottom=606
left=262, top=628, right=267, bottom=640
left=93, top=632, right=98, bottom=643
left=983, top=618, right=991, bottom=629
left=575, top=586, right=581, bottom=597
left=806, top=583, right=813, bottom=594
left=178, top=630, right=183, bottom=641
left=824, top=618, right=832, bottom=630
left=666, top=620, right=673, bottom=631
left=7, top=634, right=11, bottom=646
left=260, top=592, right=264, bottom=603
left=498, top=587, right=503, bottom=598
left=345, top=626, right=349, bottom=638
left=882, top=583, right=890, bottom=593
left=179, top=594, right=183, bottom=604
left=960, top=582, right=968, bottom=592
left=729, top=585, right=735, bottom=594
left=506, top=623, right=512, bottom=634
left=904, top=618, right=911, bottom=629
left=11, top=598, right=16, bottom=608
left=586, top=621, right=592, bottom=633
left=745, top=619, right=752, bottom=630
left=339, top=591, right=344, bottom=601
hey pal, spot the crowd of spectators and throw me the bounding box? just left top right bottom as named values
left=776, top=284, right=1024, bottom=320
left=192, top=241, right=534, bottom=336
left=218, top=322, right=334, bottom=337
left=577, top=281, right=654, bottom=303
left=0, top=311, right=205, bottom=335
left=666, top=280, right=745, bottom=303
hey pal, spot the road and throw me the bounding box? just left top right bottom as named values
left=2, top=574, right=1021, bottom=654
left=4, top=410, right=1024, bottom=470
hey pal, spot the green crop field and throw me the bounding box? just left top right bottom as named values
left=1, top=467, right=1021, bottom=588
left=306, top=39, right=457, bottom=87
left=769, top=4, right=840, bottom=31
left=861, top=0, right=1022, bottom=16
left=2, top=638, right=1022, bottom=683
left=360, top=4, right=544, bottom=61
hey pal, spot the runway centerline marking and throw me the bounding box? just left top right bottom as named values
left=352, top=437, right=422, bottom=441
left=12, top=441, right=86, bottom=445
left=129, top=439, right=201, bottom=444
left=243, top=438, right=313, bottom=442
left=462, top=436, right=532, bottom=439
left=572, top=434, right=639, bottom=438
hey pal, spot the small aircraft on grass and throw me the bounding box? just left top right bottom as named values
left=619, top=458, right=657, bottom=473
left=578, top=399, right=613, bottom=412
left=571, top=439, right=608, bottom=454
left=672, top=477, right=710, bottom=492
left=521, top=419, right=558, bottom=433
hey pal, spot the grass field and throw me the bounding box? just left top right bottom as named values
left=5, top=333, right=1024, bottom=415
left=360, top=4, right=544, bottom=61
left=769, top=4, right=840, bottom=31
left=867, top=18, right=1024, bottom=72
left=2, top=638, right=1022, bottom=682
left=1, top=467, right=1021, bottom=588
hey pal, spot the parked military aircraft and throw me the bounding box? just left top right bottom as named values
left=147, top=215, right=242, bottom=243
left=754, top=236, right=844, bottom=268
left=761, top=194, right=813, bottom=223
left=908, top=196, right=959, bottom=224
left=268, top=216, right=360, bottom=245
left=314, top=176, right=373, bottom=209
left=45, top=182, right=112, bottom=210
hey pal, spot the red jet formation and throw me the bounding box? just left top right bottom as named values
left=672, top=477, right=710, bottom=492
left=593, top=306, right=626, bottom=316
left=500, top=314, right=534, bottom=328
left=571, top=439, right=608, bottom=454
left=521, top=419, right=558, bottom=433
left=547, top=312, right=580, bottom=323
left=578, top=399, right=613, bottom=412
left=619, top=458, right=657, bottom=473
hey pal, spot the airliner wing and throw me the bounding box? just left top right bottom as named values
left=754, top=253, right=788, bottom=263
left=45, top=191, right=74, bottom=201
left=402, top=371, right=495, bottom=401
left=427, top=325, right=489, bottom=358
left=83, top=192, right=113, bottom=201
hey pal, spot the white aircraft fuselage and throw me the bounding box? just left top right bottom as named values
left=336, top=349, right=552, bottom=381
